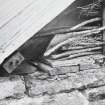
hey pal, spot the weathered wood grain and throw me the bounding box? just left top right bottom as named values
left=0, top=0, right=76, bottom=64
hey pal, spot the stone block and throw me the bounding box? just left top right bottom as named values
left=0, top=95, right=44, bottom=105
left=85, top=86, right=105, bottom=102
left=0, top=76, right=25, bottom=100
left=90, top=99, right=105, bottom=105
left=0, top=91, right=89, bottom=105
left=24, top=67, right=105, bottom=97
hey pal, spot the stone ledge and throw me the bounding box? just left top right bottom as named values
left=24, top=67, right=105, bottom=97
left=0, top=76, right=25, bottom=100
left=89, top=99, right=105, bottom=105
left=85, top=86, right=105, bottom=102
left=0, top=91, right=88, bottom=105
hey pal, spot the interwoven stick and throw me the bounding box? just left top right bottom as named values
left=44, top=26, right=105, bottom=56
left=51, top=47, right=102, bottom=59
left=37, top=17, right=101, bottom=37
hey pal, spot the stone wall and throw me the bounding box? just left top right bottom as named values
left=0, top=65, right=105, bottom=105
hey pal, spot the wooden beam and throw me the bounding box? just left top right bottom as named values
left=0, top=0, right=76, bottom=64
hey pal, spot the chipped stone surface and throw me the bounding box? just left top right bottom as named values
left=71, top=67, right=105, bottom=89
left=0, top=91, right=89, bottom=105
left=0, top=76, right=25, bottom=100
left=0, top=95, right=44, bottom=105
left=25, top=76, right=74, bottom=96
left=90, top=99, right=105, bottom=105
left=0, top=67, right=105, bottom=105
left=85, top=86, right=105, bottom=102
left=43, top=91, right=89, bottom=105
left=49, top=65, right=79, bottom=75
left=25, top=67, right=105, bottom=97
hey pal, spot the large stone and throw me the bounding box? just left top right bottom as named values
left=49, top=65, right=79, bottom=75
left=89, top=99, right=105, bottom=105
left=42, top=91, right=89, bottom=105
left=0, top=76, right=25, bottom=100
left=70, top=67, right=105, bottom=89
left=25, top=77, right=74, bottom=96
left=24, top=67, right=105, bottom=97
left=0, top=91, right=89, bottom=105
left=85, top=86, right=105, bottom=102
left=0, top=95, right=44, bottom=105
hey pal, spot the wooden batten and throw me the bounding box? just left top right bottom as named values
left=0, top=0, right=76, bottom=64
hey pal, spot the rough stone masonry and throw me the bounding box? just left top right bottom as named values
left=0, top=63, right=105, bottom=105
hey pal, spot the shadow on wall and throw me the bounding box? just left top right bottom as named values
left=40, top=0, right=97, bottom=32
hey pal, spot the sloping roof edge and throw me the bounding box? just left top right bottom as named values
left=0, top=0, right=76, bottom=64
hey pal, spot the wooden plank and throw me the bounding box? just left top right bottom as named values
left=0, top=0, right=76, bottom=64
left=0, top=0, right=35, bottom=28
